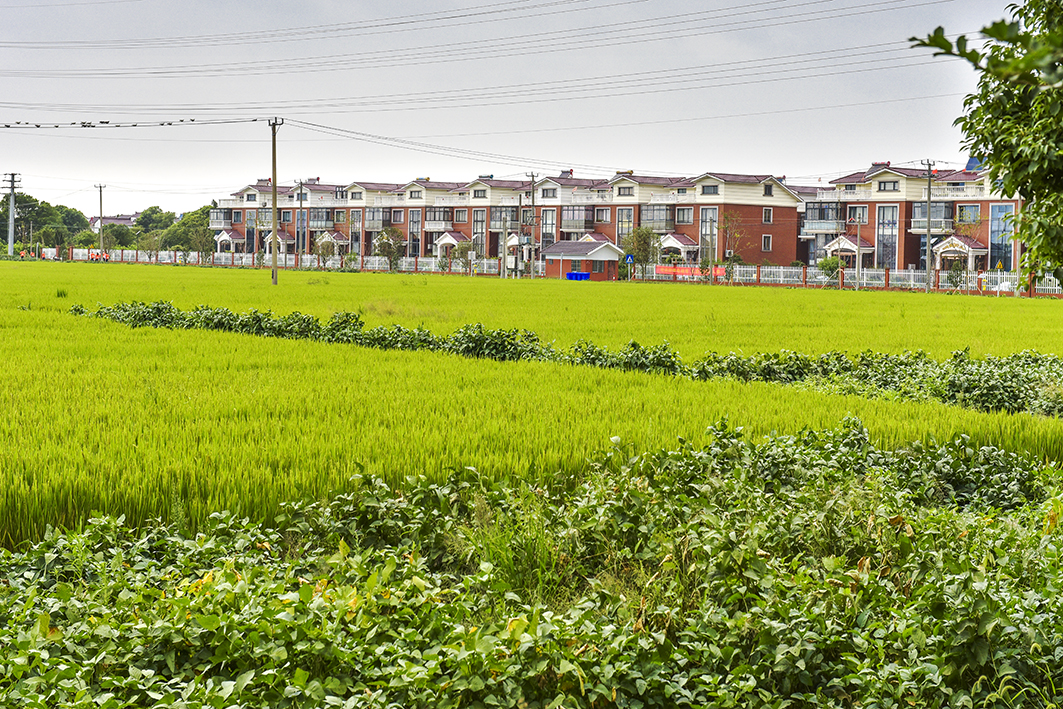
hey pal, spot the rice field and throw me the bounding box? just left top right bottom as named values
left=5, top=260, right=1063, bottom=358
left=3, top=260, right=1062, bottom=546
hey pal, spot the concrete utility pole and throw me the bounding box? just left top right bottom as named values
left=526, top=172, right=538, bottom=278
left=269, top=118, right=283, bottom=285
left=6, top=173, right=19, bottom=256
left=922, top=159, right=935, bottom=293
left=94, top=184, right=106, bottom=254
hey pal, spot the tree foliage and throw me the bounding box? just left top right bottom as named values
left=374, top=226, right=407, bottom=271
left=135, top=206, right=176, bottom=233
left=621, top=226, right=659, bottom=279
left=160, top=205, right=212, bottom=250
left=914, top=0, right=1063, bottom=279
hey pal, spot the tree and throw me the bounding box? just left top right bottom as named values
left=452, top=242, right=473, bottom=274
left=913, top=0, right=1063, bottom=279
left=188, top=225, right=215, bottom=263
left=160, top=205, right=211, bottom=251
left=102, top=223, right=136, bottom=249
left=54, top=205, right=90, bottom=234
left=74, top=229, right=96, bottom=247
left=374, top=226, right=407, bottom=271
left=621, top=226, right=659, bottom=279
left=718, top=210, right=747, bottom=283
left=136, top=206, right=176, bottom=233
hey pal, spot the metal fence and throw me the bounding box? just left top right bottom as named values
left=34, top=248, right=1062, bottom=297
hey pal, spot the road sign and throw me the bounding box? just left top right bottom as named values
left=625, top=254, right=634, bottom=264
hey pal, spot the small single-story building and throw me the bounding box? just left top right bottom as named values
left=541, top=238, right=624, bottom=281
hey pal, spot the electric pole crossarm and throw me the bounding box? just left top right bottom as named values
left=6, top=173, right=20, bottom=256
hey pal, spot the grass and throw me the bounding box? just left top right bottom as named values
left=4, top=260, right=1062, bottom=358
left=3, top=260, right=1063, bottom=545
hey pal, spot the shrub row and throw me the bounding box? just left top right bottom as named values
left=75, top=301, right=1063, bottom=417
left=2, top=420, right=1058, bottom=707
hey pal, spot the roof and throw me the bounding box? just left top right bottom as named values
left=936, top=234, right=987, bottom=251
left=787, top=185, right=821, bottom=196
left=830, top=163, right=929, bottom=185
left=538, top=176, right=607, bottom=189
left=660, top=233, right=698, bottom=247
left=608, top=173, right=688, bottom=187
left=398, top=180, right=467, bottom=192
left=685, top=172, right=776, bottom=186
left=541, top=240, right=624, bottom=258
left=581, top=233, right=611, bottom=242
left=345, top=181, right=404, bottom=193
left=89, top=213, right=140, bottom=227
left=214, top=230, right=244, bottom=241
left=458, top=178, right=532, bottom=191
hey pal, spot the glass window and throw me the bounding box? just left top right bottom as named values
left=677, top=188, right=687, bottom=195
left=334, top=210, right=346, bottom=224
left=878, top=181, right=899, bottom=192
left=409, top=190, right=423, bottom=199
left=392, top=209, right=404, bottom=224
left=232, top=210, right=242, bottom=223
left=990, top=204, right=1015, bottom=270
left=246, top=194, right=257, bottom=202
left=762, top=207, right=773, bottom=224
left=473, top=189, right=487, bottom=199
left=617, top=186, right=634, bottom=197
left=592, top=260, right=604, bottom=273
left=455, top=209, right=468, bottom=223
left=763, top=184, right=773, bottom=197
left=595, top=207, right=610, bottom=223
left=350, top=191, right=363, bottom=201
left=677, top=207, right=693, bottom=224
left=616, top=207, right=634, bottom=241
left=958, top=204, right=981, bottom=224
left=542, top=188, right=557, bottom=199
left=701, top=184, right=719, bottom=195
left=521, top=208, right=534, bottom=225
left=762, top=234, right=772, bottom=251
left=541, top=209, right=556, bottom=247
left=700, top=207, right=718, bottom=260
left=876, top=205, right=899, bottom=269
left=409, top=209, right=421, bottom=235
left=847, top=205, right=867, bottom=224
left=350, top=209, right=362, bottom=227
left=281, top=210, right=292, bottom=223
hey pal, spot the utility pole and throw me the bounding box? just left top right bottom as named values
left=922, top=159, right=935, bottom=293
left=5, top=173, right=19, bottom=256
left=94, top=184, right=106, bottom=255
left=526, top=172, right=537, bottom=279
left=269, top=118, right=283, bottom=285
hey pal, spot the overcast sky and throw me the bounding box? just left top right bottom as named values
left=1, top=0, right=1016, bottom=218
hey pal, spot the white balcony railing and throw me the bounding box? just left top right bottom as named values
left=433, top=196, right=470, bottom=206
left=217, top=199, right=245, bottom=209
left=910, top=218, right=954, bottom=233
left=373, top=195, right=405, bottom=207
left=802, top=219, right=846, bottom=233
left=649, top=193, right=683, bottom=204
left=569, top=192, right=611, bottom=204
left=817, top=189, right=873, bottom=201
left=923, top=186, right=988, bottom=200
left=425, top=220, right=453, bottom=232
left=208, top=219, right=232, bottom=229
left=499, top=196, right=520, bottom=206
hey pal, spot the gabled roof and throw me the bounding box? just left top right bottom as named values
left=660, top=233, right=698, bottom=248
left=935, top=234, right=987, bottom=251
left=457, top=178, right=532, bottom=192
left=830, top=163, right=927, bottom=185
left=397, top=180, right=467, bottom=192
left=232, top=180, right=293, bottom=197
left=345, top=181, right=404, bottom=193
left=537, top=176, right=606, bottom=189
left=541, top=240, right=624, bottom=258
left=607, top=173, right=688, bottom=187
left=685, top=171, right=775, bottom=185
left=825, top=233, right=874, bottom=251
left=214, top=230, right=244, bottom=241
left=934, top=170, right=984, bottom=183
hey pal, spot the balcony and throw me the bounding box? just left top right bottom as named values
left=923, top=186, right=987, bottom=200
left=373, top=195, right=405, bottom=207
left=209, top=218, right=232, bottom=229
left=561, top=218, right=594, bottom=231
left=649, top=194, right=683, bottom=204
left=365, top=218, right=390, bottom=231
left=434, top=195, right=470, bottom=206
left=217, top=199, right=244, bottom=209
left=817, top=189, right=873, bottom=201
left=256, top=212, right=278, bottom=227
left=802, top=219, right=846, bottom=233
left=301, top=197, right=349, bottom=208
left=308, top=219, right=333, bottom=230
left=640, top=217, right=675, bottom=232
left=910, top=218, right=954, bottom=233
left=499, top=196, right=520, bottom=206
left=569, top=192, right=610, bottom=204
left=425, top=220, right=453, bottom=232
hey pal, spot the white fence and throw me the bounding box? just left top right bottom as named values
left=32, top=248, right=1062, bottom=296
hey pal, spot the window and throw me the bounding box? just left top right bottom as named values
left=617, top=186, right=634, bottom=197
left=595, top=207, right=610, bottom=223
left=990, top=204, right=1015, bottom=270
left=247, top=210, right=256, bottom=221
left=762, top=207, right=773, bottom=224
left=232, top=210, right=242, bottom=223
left=541, top=209, right=556, bottom=247
left=409, top=209, right=421, bottom=235
left=246, top=193, right=257, bottom=202
left=334, top=210, right=346, bottom=224
left=676, top=207, right=693, bottom=224
left=878, top=181, right=899, bottom=192
left=616, top=207, right=634, bottom=241
left=473, top=189, right=487, bottom=199
left=350, top=191, right=363, bottom=201
left=700, top=207, right=718, bottom=258
left=958, top=204, right=981, bottom=224
left=761, top=234, right=772, bottom=251
left=455, top=209, right=468, bottom=223
left=763, top=184, right=773, bottom=197
left=391, top=209, right=404, bottom=224
left=677, top=188, right=687, bottom=195
left=281, top=210, right=292, bottom=223
left=877, top=205, right=899, bottom=269
left=592, top=260, right=604, bottom=273
left=409, top=190, right=423, bottom=199
left=701, top=184, right=719, bottom=196
left=350, top=209, right=362, bottom=227
left=542, top=188, right=557, bottom=199
left=844, top=185, right=857, bottom=192
left=473, top=209, right=487, bottom=254
left=524, top=191, right=532, bottom=199
left=335, top=190, right=347, bottom=200
left=521, top=208, right=534, bottom=225
left=847, top=205, right=868, bottom=224
left=297, top=193, right=307, bottom=202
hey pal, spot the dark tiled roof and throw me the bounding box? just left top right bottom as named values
left=609, top=173, right=688, bottom=186
left=400, top=180, right=467, bottom=191
left=662, top=233, right=698, bottom=247
left=347, top=182, right=404, bottom=192
left=831, top=163, right=928, bottom=185
left=541, top=240, right=622, bottom=257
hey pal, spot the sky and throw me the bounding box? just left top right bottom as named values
left=0, top=0, right=1018, bottom=218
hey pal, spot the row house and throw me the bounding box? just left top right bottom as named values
left=800, top=161, right=1022, bottom=272
left=209, top=170, right=804, bottom=267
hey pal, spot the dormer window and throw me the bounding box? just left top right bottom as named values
left=878, top=181, right=899, bottom=192
left=473, top=189, right=487, bottom=199
left=763, top=184, right=773, bottom=197
left=350, top=191, right=363, bottom=201
left=617, top=186, right=634, bottom=197
left=410, top=190, right=423, bottom=199
left=542, top=188, right=557, bottom=199
left=246, top=194, right=257, bottom=202
left=844, top=185, right=856, bottom=191
left=335, top=190, right=347, bottom=200
left=677, top=188, right=687, bottom=195
left=701, top=184, right=718, bottom=195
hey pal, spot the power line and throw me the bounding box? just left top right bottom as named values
left=0, top=0, right=958, bottom=79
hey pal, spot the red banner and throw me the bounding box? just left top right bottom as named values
left=655, top=265, right=725, bottom=277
